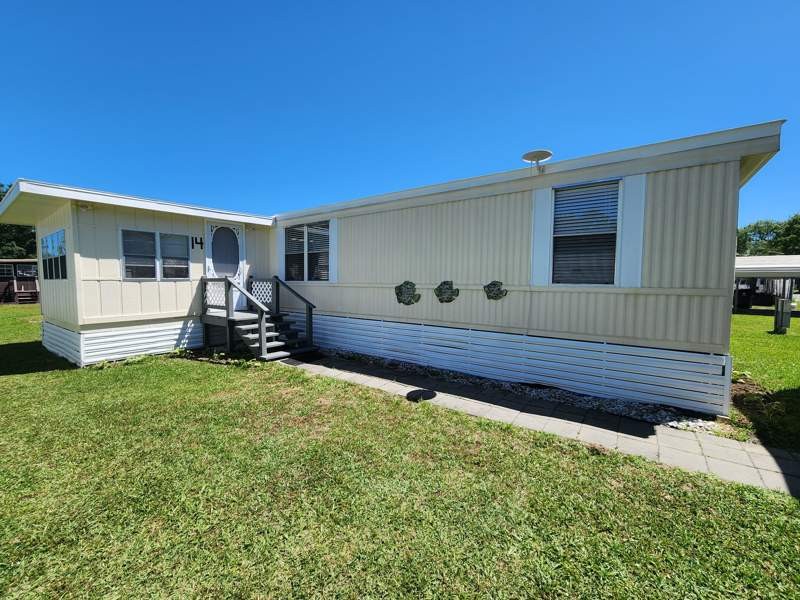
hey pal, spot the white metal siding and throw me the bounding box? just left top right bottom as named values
left=41, top=321, right=82, bottom=365
left=41, top=319, right=204, bottom=366
left=81, top=320, right=204, bottom=364
left=290, top=312, right=731, bottom=415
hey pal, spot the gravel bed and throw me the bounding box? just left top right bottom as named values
left=321, top=348, right=720, bottom=433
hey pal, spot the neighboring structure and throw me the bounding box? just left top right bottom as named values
left=0, top=258, right=39, bottom=303
left=0, top=120, right=784, bottom=415
left=734, top=254, right=798, bottom=309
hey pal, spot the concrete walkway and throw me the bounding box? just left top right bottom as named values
left=284, top=355, right=800, bottom=496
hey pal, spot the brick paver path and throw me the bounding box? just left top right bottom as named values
left=285, top=355, right=800, bottom=496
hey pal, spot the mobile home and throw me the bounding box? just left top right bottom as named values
left=0, top=120, right=784, bottom=415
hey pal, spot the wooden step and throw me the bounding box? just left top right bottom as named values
left=259, top=345, right=318, bottom=362
left=235, top=322, right=275, bottom=332
left=239, top=331, right=280, bottom=342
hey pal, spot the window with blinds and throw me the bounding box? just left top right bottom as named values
left=122, top=230, right=157, bottom=279
left=552, top=180, right=619, bottom=284
left=160, top=233, right=190, bottom=279
left=284, top=221, right=329, bottom=281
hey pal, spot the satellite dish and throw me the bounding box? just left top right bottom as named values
left=522, top=149, right=553, bottom=174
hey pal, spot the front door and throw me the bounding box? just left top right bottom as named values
left=205, top=222, right=247, bottom=309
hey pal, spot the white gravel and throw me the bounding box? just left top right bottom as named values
left=322, top=349, right=720, bottom=433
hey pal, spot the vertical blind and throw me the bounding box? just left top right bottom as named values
left=552, top=181, right=619, bottom=284
left=284, top=221, right=330, bottom=281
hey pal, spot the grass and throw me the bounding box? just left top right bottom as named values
left=0, top=304, right=798, bottom=597
left=727, top=313, right=800, bottom=449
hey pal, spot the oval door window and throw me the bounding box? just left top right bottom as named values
left=211, top=227, right=240, bottom=276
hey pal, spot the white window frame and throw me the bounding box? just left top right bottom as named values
left=120, top=228, right=192, bottom=281
left=551, top=178, right=621, bottom=287
left=159, top=232, right=191, bottom=281
left=532, top=178, right=632, bottom=288
left=40, top=228, right=68, bottom=281
left=280, top=218, right=337, bottom=283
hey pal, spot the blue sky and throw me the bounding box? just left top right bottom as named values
left=1, top=1, right=796, bottom=225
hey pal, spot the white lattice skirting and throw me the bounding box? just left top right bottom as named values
left=288, top=312, right=732, bottom=415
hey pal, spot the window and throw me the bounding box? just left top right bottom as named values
left=552, top=180, right=618, bottom=285
left=285, top=221, right=329, bottom=281
left=0, top=264, right=12, bottom=278
left=122, top=230, right=156, bottom=279
left=16, top=264, right=38, bottom=278
left=41, top=229, right=67, bottom=280
left=160, top=233, right=190, bottom=279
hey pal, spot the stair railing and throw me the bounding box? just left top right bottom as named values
left=272, top=276, right=316, bottom=348
left=226, top=277, right=271, bottom=355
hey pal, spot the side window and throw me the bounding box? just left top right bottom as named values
left=16, top=264, right=38, bottom=278
left=307, top=221, right=330, bottom=281
left=552, top=181, right=619, bottom=285
left=160, top=233, right=190, bottom=279
left=0, top=264, right=13, bottom=278
left=284, top=221, right=330, bottom=282
left=122, top=230, right=156, bottom=279
left=284, top=225, right=306, bottom=281
left=41, top=229, right=67, bottom=280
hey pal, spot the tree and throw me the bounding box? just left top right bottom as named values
left=0, top=183, right=37, bottom=259
left=736, top=219, right=784, bottom=256
left=776, top=214, right=800, bottom=255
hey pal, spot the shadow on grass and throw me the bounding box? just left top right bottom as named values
left=0, top=341, right=75, bottom=376
left=286, top=352, right=658, bottom=440
left=733, top=386, right=800, bottom=451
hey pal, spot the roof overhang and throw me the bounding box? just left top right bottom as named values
left=735, top=255, right=800, bottom=279
left=0, top=180, right=274, bottom=227
left=276, top=119, right=785, bottom=222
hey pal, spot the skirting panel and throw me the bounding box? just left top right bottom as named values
left=42, top=321, right=82, bottom=365
left=290, top=313, right=732, bottom=415
left=42, top=319, right=204, bottom=366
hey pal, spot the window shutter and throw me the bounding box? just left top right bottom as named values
left=617, top=174, right=646, bottom=287
left=552, top=181, right=619, bottom=285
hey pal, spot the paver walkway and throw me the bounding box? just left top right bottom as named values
left=284, top=354, right=800, bottom=496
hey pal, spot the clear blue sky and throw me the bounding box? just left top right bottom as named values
left=1, top=1, right=796, bottom=226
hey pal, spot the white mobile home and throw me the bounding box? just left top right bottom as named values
left=0, top=120, right=784, bottom=415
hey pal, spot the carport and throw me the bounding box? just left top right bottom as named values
left=734, top=255, right=799, bottom=314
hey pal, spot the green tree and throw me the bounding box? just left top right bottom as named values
left=776, top=214, right=800, bottom=255
left=736, top=219, right=784, bottom=256
left=0, top=182, right=37, bottom=259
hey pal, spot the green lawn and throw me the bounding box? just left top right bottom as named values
left=1, top=304, right=799, bottom=597
left=728, top=313, right=800, bottom=449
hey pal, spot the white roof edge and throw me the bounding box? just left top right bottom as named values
left=2, top=180, right=275, bottom=226
left=275, top=119, right=786, bottom=221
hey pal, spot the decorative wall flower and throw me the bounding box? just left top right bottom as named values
left=395, top=281, right=421, bottom=305
left=434, top=281, right=460, bottom=303
left=484, top=280, right=508, bottom=300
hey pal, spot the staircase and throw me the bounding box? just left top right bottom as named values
left=201, top=276, right=317, bottom=361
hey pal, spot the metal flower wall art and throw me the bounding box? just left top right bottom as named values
left=434, top=281, right=460, bottom=303
left=483, top=280, right=508, bottom=300
left=395, top=281, right=421, bottom=305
